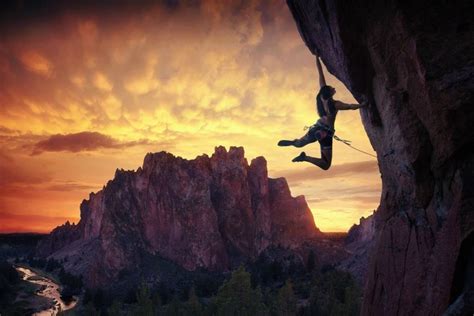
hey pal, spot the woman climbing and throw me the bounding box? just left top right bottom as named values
left=277, top=53, right=367, bottom=170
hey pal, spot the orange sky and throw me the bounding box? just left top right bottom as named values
left=0, top=0, right=380, bottom=233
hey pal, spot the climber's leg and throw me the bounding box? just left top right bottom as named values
left=292, top=151, right=307, bottom=162
left=294, top=131, right=333, bottom=170
left=301, top=148, right=332, bottom=170
left=278, top=130, right=315, bottom=148
left=278, top=140, right=296, bottom=146
left=293, top=136, right=313, bottom=148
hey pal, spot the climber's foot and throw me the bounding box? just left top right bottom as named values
left=278, top=140, right=294, bottom=147
left=292, top=151, right=307, bottom=162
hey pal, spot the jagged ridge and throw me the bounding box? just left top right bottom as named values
left=37, top=146, right=321, bottom=288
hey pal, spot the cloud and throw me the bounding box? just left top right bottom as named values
left=45, top=182, right=97, bottom=192
left=101, top=95, right=122, bottom=120
left=0, top=0, right=380, bottom=233
left=307, top=194, right=380, bottom=205
left=19, top=50, right=53, bottom=77
left=30, top=131, right=150, bottom=155
left=93, top=72, right=113, bottom=91
left=0, top=151, right=52, bottom=186
left=0, top=125, right=21, bottom=135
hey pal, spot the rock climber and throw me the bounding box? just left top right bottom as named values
left=277, top=53, right=367, bottom=170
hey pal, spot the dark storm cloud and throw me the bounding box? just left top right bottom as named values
left=31, top=131, right=150, bottom=155
left=0, top=0, right=282, bottom=27
left=0, top=0, right=159, bottom=19
left=0, top=0, right=191, bottom=39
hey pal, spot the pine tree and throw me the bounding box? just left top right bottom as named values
left=151, top=291, right=162, bottom=310
left=186, top=286, right=202, bottom=315
left=134, top=281, right=154, bottom=316
left=275, top=279, right=297, bottom=316
left=213, top=264, right=268, bottom=316
left=107, top=299, right=123, bottom=316
left=83, top=301, right=100, bottom=316
left=164, top=295, right=185, bottom=316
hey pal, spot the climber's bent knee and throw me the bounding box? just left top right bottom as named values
left=321, top=162, right=331, bottom=170
left=294, top=140, right=304, bottom=148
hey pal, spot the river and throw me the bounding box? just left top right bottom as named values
left=15, top=266, right=78, bottom=316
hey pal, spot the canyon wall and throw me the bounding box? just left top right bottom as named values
left=287, top=1, right=474, bottom=315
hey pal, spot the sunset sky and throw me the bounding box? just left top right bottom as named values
left=0, top=0, right=380, bottom=233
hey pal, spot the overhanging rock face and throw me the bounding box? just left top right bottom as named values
left=286, top=1, right=474, bottom=315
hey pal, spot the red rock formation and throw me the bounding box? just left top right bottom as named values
left=37, top=146, right=321, bottom=287
left=287, top=1, right=474, bottom=315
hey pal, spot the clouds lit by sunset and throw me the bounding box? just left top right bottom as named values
left=0, top=1, right=380, bottom=233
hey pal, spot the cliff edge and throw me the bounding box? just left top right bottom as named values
left=287, top=1, right=474, bottom=315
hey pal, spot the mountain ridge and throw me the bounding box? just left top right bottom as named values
left=36, top=146, right=322, bottom=288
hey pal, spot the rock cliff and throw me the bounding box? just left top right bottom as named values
left=37, top=146, right=321, bottom=288
left=287, top=1, right=474, bottom=315
left=338, top=213, right=376, bottom=285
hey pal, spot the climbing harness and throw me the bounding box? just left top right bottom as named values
left=303, top=121, right=334, bottom=133
left=302, top=125, right=377, bottom=158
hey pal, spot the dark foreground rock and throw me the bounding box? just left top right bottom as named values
left=287, top=1, right=474, bottom=315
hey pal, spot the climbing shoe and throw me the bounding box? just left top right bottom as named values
left=278, top=140, right=294, bottom=146
left=292, top=152, right=307, bottom=162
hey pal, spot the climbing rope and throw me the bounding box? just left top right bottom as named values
left=302, top=125, right=377, bottom=158
left=333, top=135, right=377, bottom=158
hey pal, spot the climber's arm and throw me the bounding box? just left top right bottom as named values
left=334, top=100, right=367, bottom=110
left=315, top=55, right=327, bottom=88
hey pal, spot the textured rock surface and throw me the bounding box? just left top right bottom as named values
left=287, top=1, right=474, bottom=315
left=37, top=146, right=321, bottom=288
left=338, top=213, right=376, bottom=285
left=345, top=212, right=376, bottom=247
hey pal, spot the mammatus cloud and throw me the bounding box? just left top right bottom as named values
left=30, top=131, right=150, bottom=155
left=0, top=0, right=380, bottom=232
left=19, top=50, right=54, bottom=77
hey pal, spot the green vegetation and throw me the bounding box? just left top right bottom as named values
left=134, top=281, right=156, bottom=316
left=273, top=279, right=297, bottom=316
left=211, top=265, right=268, bottom=315
left=1, top=235, right=360, bottom=316
left=72, top=263, right=361, bottom=316
left=306, top=269, right=361, bottom=316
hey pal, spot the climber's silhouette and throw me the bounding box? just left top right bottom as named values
left=278, top=53, right=367, bottom=170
